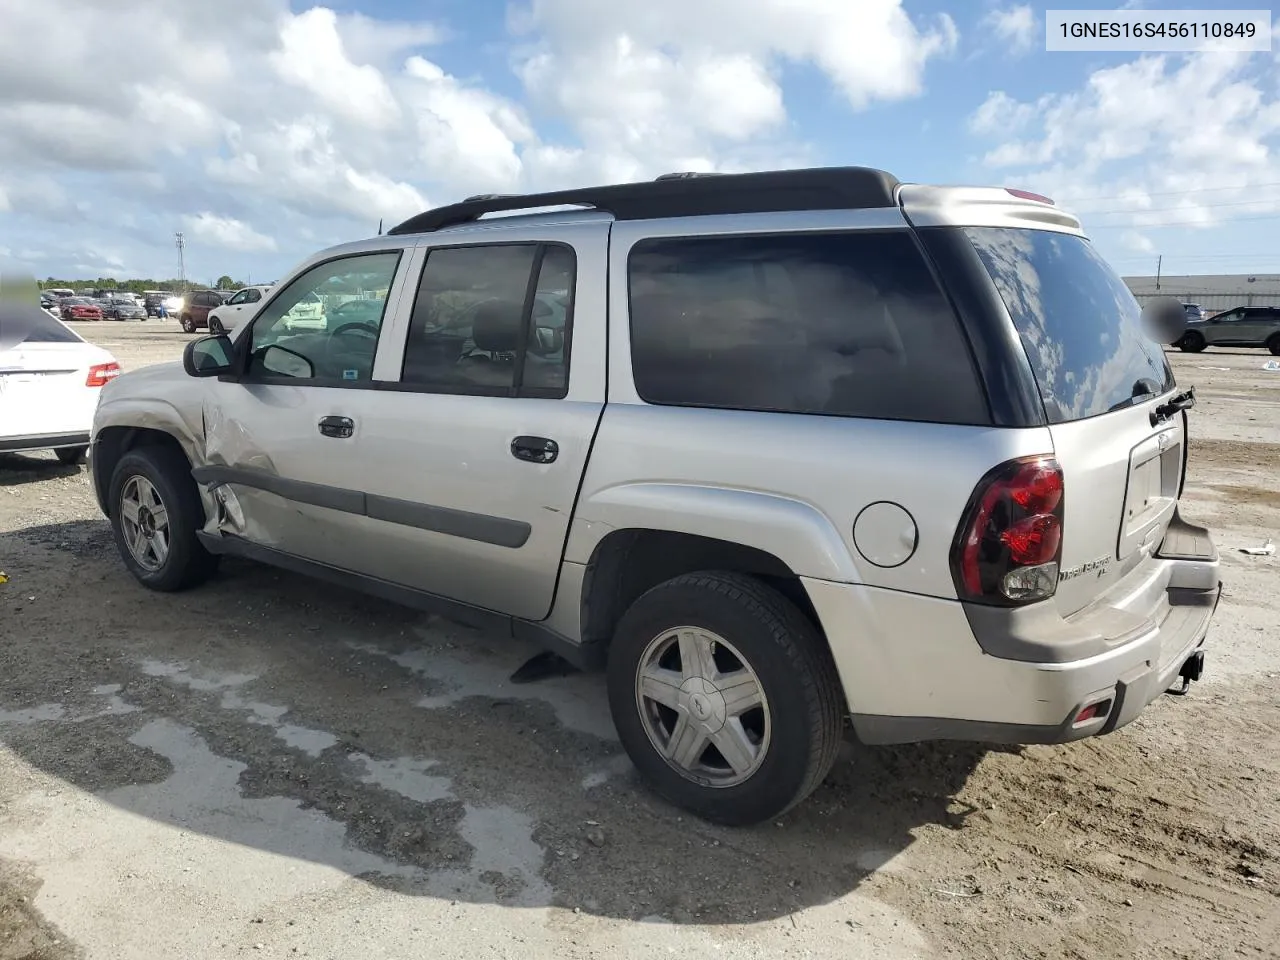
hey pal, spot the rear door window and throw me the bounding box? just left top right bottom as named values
left=965, top=227, right=1174, bottom=423
left=627, top=230, right=990, bottom=424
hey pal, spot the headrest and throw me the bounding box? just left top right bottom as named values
left=471, top=300, right=523, bottom=352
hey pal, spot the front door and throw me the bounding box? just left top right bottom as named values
left=196, top=247, right=412, bottom=570
left=346, top=221, right=608, bottom=621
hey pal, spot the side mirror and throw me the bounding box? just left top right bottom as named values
left=183, top=334, right=235, bottom=377
left=1141, top=296, right=1187, bottom=345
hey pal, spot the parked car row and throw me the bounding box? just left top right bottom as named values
left=41, top=290, right=151, bottom=322
left=1178, top=302, right=1280, bottom=354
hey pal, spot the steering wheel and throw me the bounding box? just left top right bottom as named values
left=331, top=321, right=379, bottom=339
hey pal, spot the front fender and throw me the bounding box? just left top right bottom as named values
left=92, top=395, right=205, bottom=463
left=565, top=482, right=861, bottom=583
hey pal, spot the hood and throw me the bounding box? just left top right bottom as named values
left=103, top=359, right=184, bottom=396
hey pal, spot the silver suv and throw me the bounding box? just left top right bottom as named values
left=89, top=168, right=1221, bottom=826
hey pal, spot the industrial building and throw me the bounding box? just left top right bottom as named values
left=1124, top=273, right=1280, bottom=314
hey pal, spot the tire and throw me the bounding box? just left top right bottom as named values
left=209, top=317, right=225, bottom=335
left=1179, top=331, right=1206, bottom=353
left=108, top=445, right=219, bottom=591
left=55, top=445, right=87, bottom=465
left=180, top=314, right=196, bottom=333
left=1267, top=334, right=1280, bottom=356
left=607, top=571, right=844, bottom=826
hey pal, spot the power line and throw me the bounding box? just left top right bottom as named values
left=1088, top=211, right=1280, bottom=229
left=1058, top=180, right=1280, bottom=203
left=1077, top=196, right=1280, bottom=216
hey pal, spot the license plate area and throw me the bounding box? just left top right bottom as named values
left=1118, top=428, right=1181, bottom=559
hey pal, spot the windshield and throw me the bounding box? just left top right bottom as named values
left=964, top=227, right=1174, bottom=424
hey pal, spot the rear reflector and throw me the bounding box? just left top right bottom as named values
left=86, top=362, right=121, bottom=387
left=1074, top=700, right=1112, bottom=724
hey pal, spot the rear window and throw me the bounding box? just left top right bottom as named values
left=0, top=305, right=82, bottom=347
left=965, top=227, right=1174, bottom=424
left=627, top=231, right=990, bottom=425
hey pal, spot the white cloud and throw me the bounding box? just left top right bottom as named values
left=0, top=0, right=957, bottom=278
left=184, top=213, right=278, bottom=253
left=983, top=5, right=1036, bottom=56
left=271, top=8, right=402, bottom=130
left=1120, top=230, right=1156, bottom=254
left=511, top=0, right=957, bottom=178
left=968, top=52, right=1280, bottom=232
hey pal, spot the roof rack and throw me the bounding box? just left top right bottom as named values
left=386, top=166, right=901, bottom=236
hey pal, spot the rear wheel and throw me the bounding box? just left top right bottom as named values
left=108, top=446, right=219, bottom=591
left=607, top=571, right=844, bottom=826
left=55, top=445, right=87, bottom=465
left=1179, top=331, right=1206, bottom=353
left=1267, top=334, right=1280, bottom=356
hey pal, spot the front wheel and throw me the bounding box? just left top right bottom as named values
left=108, top=446, right=219, bottom=591
left=209, top=317, right=225, bottom=335
left=607, top=571, right=844, bottom=826
left=180, top=314, right=196, bottom=333
left=1267, top=334, right=1280, bottom=356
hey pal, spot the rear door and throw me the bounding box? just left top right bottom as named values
left=965, top=227, right=1184, bottom=616
left=350, top=219, right=608, bottom=621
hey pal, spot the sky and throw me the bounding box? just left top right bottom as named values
left=0, top=0, right=1277, bottom=285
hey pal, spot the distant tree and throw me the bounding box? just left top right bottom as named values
left=215, top=275, right=238, bottom=290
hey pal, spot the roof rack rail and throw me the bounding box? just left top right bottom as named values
left=386, top=166, right=901, bottom=236
left=653, top=171, right=722, bottom=181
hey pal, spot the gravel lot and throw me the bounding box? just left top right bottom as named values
left=2, top=321, right=1277, bottom=960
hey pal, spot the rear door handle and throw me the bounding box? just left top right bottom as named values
left=318, top=415, right=355, bottom=439
left=511, top=436, right=558, bottom=463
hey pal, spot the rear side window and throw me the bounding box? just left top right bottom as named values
left=627, top=231, right=989, bottom=424
left=0, top=305, right=81, bottom=346
left=965, top=228, right=1174, bottom=424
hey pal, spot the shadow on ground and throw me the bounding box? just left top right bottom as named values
left=0, top=454, right=81, bottom=488
left=1, top=518, right=1001, bottom=925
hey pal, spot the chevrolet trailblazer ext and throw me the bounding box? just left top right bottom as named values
left=90, top=168, right=1220, bottom=826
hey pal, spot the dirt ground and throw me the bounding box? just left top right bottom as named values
left=1, top=321, right=1277, bottom=960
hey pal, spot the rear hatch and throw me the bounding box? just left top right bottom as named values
left=964, top=227, right=1184, bottom=616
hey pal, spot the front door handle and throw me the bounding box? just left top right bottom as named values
left=511, top=436, right=558, bottom=463
left=318, top=415, right=355, bottom=439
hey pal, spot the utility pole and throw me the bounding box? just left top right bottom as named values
left=175, top=232, right=186, bottom=290
left=1155, top=254, right=1162, bottom=291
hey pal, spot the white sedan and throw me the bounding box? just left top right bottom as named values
left=0, top=305, right=120, bottom=464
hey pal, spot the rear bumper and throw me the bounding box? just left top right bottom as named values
left=803, top=517, right=1222, bottom=747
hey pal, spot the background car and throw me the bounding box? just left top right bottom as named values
left=177, top=290, right=227, bottom=333
left=104, top=297, right=148, bottom=321
left=0, top=302, right=120, bottom=464
left=207, top=284, right=273, bottom=335
left=59, top=297, right=103, bottom=321
left=1182, top=302, right=1203, bottom=323
left=1178, top=305, right=1280, bottom=354
left=278, top=290, right=326, bottom=330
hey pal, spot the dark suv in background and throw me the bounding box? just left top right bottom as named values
left=178, top=290, right=228, bottom=333
left=1178, top=305, right=1280, bottom=354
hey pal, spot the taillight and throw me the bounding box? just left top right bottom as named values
left=951, top=455, right=1064, bottom=605
left=86, top=362, right=121, bottom=387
